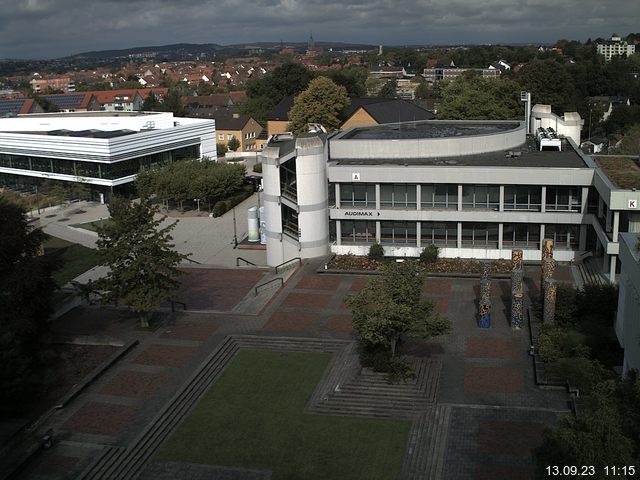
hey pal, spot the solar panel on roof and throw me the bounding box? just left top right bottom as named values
left=0, top=99, right=26, bottom=116
left=42, top=94, right=85, bottom=110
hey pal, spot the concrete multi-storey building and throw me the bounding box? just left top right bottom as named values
left=597, top=35, right=636, bottom=62
left=260, top=106, right=640, bottom=285
left=0, top=111, right=216, bottom=201
left=616, top=232, right=640, bottom=374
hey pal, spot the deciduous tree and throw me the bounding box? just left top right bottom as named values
left=287, top=77, right=349, bottom=134
left=90, top=197, right=189, bottom=327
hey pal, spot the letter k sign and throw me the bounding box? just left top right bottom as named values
left=629, top=199, right=638, bottom=209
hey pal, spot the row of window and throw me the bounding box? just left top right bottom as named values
left=338, top=183, right=583, bottom=212
left=338, top=220, right=579, bottom=249
left=0, top=146, right=199, bottom=180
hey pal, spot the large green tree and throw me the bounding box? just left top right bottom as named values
left=517, top=59, right=577, bottom=113
left=90, top=197, right=188, bottom=327
left=287, top=77, right=350, bottom=134
left=345, top=260, right=450, bottom=358
left=0, top=196, right=56, bottom=414
left=437, top=73, right=522, bottom=120
left=614, top=124, right=640, bottom=155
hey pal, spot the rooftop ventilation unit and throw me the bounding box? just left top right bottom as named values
left=536, top=127, right=561, bottom=151
left=307, top=123, right=327, bottom=134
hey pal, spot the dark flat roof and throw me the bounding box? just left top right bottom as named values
left=332, top=137, right=589, bottom=169
left=341, top=121, right=519, bottom=140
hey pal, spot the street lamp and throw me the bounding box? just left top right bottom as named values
left=232, top=206, right=238, bottom=248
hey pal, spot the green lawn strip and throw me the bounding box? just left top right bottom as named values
left=43, top=236, right=100, bottom=286
left=157, top=350, right=410, bottom=480
left=71, top=219, right=112, bottom=232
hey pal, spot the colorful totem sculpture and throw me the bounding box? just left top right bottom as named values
left=540, top=238, right=554, bottom=295
left=543, top=279, right=557, bottom=324
left=510, top=249, right=525, bottom=329
left=478, top=261, right=492, bottom=328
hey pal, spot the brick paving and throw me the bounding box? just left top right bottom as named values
left=62, top=402, right=140, bottom=436
left=100, top=370, right=172, bottom=399
left=19, top=260, right=573, bottom=480
left=132, top=344, right=198, bottom=369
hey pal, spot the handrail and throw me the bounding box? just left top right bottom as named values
left=236, top=257, right=257, bottom=267
left=185, top=257, right=202, bottom=264
left=275, top=257, right=301, bottom=274
left=254, top=277, right=283, bottom=296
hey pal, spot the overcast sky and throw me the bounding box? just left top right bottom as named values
left=1, top=0, right=638, bottom=59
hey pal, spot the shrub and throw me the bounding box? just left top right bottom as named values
left=537, top=326, right=586, bottom=363
left=358, top=343, right=415, bottom=382
left=212, top=201, right=227, bottom=217
left=253, top=162, right=263, bottom=173
left=548, top=356, right=614, bottom=394
left=368, top=242, right=384, bottom=261
left=420, top=244, right=439, bottom=264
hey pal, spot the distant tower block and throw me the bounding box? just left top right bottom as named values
left=543, top=279, right=557, bottom=324
left=511, top=290, right=524, bottom=329
left=479, top=302, right=491, bottom=328
left=511, top=249, right=523, bottom=271
left=379, top=45, right=383, bottom=56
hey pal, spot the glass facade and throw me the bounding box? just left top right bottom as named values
left=462, top=185, right=500, bottom=210
left=421, top=222, right=457, bottom=246
left=545, top=224, right=579, bottom=249
left=340, top=183, right=375, bottom=207
left=504, top=186, right=542, bottom=211
left=341, top=220, right=376, bottom=244
left=0, top=145, right=199, bottom=182
left=503, top=223, right=541, bottom=248
left=421, top=184, right=457, bottom=209
left=380, top=221, right=417, bottom=244
left=380, top=184, right=417, bottom=208
left=545, top=186, right=582, bottom=212
left=462, top=223, right=499, bottom=247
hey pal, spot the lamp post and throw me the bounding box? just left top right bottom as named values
left=232, top=206, right=238, bottom=248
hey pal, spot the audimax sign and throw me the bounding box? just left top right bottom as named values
left=344, top=211, right=381, bottom=217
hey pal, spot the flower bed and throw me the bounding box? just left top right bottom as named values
left=328, top=254, right=512, bottom=274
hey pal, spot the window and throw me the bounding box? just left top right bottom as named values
left=461, top=223, right=499, bottom=247
left=546, top=187, right=581, bottom=212
left=502, top=223, right=540, bottom=248
left=218, top=134, right=224, bottom=140
left=380, top=184, right=417, bottom=208
left=380, top=221, right=417, bottom=245
left=282, top=204, right=299, bottom=239
left=280, top=158, right=298, bottom=201
left=341, top=220, right=376, bottom=244
left=421, top=222, right=457, bottom=246
left=545, top=224, right=579, bottom=250
left=227, top=134, right=233, bottom=140
left=462, top=185, right=500, bottom=210
left=504, top=186, right=541, bottom=211
left=422, top=184, right=457, bottom=209
left=340, top=183, right=376, bottom=207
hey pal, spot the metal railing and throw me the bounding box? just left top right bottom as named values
left=275, top=257, right=301, bottom=274
left=236, top=257, right=257, bottom=267
left=254, top=277, right=283, bottom=296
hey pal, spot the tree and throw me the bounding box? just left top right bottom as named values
left=141, top=92, right=161, bottom=111
left=437, top=73, right=523, bottom=120
left=287, top=77, right=350, bottom=134
left=227, top=136, right=240, bottom=152
left=345, top=260, right=450, bottom=358
left=90, top=197, right=189, bottom=327
left=614, top=124, right=640, bottom=155
left=216, top=142, right=228, bottom=157
left=379, top=79, right=397, bottom=98
left=516, top=59, right=577, bottom=113
left=0, top=196, right=56, bottom=414
left=324, top=66, right=368, bottom=97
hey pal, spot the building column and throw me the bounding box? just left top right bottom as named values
left=335, top=183, right=341, bottom=209
left=499, top=185, right=505, bottom=212
left=416, top=221, right=421, bottom=248
left=539, top=224, right=545, bottom=250
left=579, top=224, right=587, bottom=251
left=376, top=221, right=381, bottom=243
left=375, top=184, right=381, bottom=210
left=458, top=184, right=463, bottom=211
left=581, top=186, right=589, bottom=214
left=416, top=185, right=421, bottom=211
left=606, top=208, right=612, bottom=233
left=457, top=222, right=462, bottom=249
left=609, top=255, right=617, bottom=283
left=498, top=223, right=504, bottom=250
left=336, top=220, right=341, bottom=246
left=598, top=196, right=603, bottom=218
left=613, top=211, right=620, bottom=242
left=540, top=186, right=546, bottom=213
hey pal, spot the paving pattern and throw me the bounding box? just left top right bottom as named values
left=17, top=260, right=575, bottom=480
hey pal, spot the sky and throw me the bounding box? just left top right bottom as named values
left=1, top=0, right=639, bottom=59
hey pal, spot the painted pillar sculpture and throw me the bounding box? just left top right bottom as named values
left=510, top=249, right=525, bottom=329
left=478, top=261, right=492, bottom=328
left=543, top=279, right=557, bottom=324
left=541, top=238, right=554, bottom=296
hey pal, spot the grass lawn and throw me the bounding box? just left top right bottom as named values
left=72, top=219, right=112, bottom=232
left=43, top=236, right=100, bottom=286
left=157, top=350, right=411, bottom=480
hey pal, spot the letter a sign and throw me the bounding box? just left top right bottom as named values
left=352, top=172, right=361, bottom=181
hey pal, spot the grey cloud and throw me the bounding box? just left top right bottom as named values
left=0, top=0, right=638, bottom=58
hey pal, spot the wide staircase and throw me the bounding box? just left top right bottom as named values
left=577, top=256, right=606, bottom=286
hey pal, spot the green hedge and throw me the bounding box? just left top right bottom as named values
left=212, top=187, right=254, bottom=218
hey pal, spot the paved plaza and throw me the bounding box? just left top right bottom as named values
left=10, top=255, right=572, bottom=480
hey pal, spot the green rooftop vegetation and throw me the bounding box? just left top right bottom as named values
left=157, top=350, right=410, bottom=480
left=595, top=156, right=640, bottom=190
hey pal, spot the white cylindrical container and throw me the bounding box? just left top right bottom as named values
left=247, top=206, right=259, bottom=242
